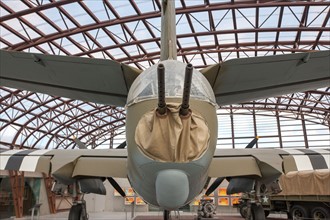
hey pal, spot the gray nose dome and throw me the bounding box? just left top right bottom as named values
left=155, top=169, right=189, bottom=210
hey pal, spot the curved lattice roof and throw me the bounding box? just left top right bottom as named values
left=0, top=0, right=329, bottom=149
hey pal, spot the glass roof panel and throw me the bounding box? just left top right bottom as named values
left=83, top=1, right=114, bottom=21
left=320, top=31, right=330, bottom=42
left=0, top=26, right=25, bottom=44
left=135, top=0, right=158, bottom=13
left=258, top=31, right=276, bottom=42
left=235, top=8, right=256, bottom=29
left=214, top=10, right=234, bottom=30
left=141, top=42, right=159, bottom=52
left=198, top=35, right=216, bottom=46
left=42, top=7, right=76, bottom=30
left=178, top=37, right=196, bottom=47
left=258, top=7, right=279, bottom=28
left=126, top=21, right=153, bottom=39
left=20, top=13, right=51, bottom=34
left=0, top=6, right=10, bottom=16
left=218, top=33, right=236, bottom=44
left=307, top=6, right=329, bottom=27
left=111, top=1, right=137, bottom=17
left=93, top=29, right=116, bottom=47
left=190, top=12, right=210, bottom=32
left=237, top=32, right=255, bottom=43
left=209, top=0, right=230, bottom=3
left=2, top=18, right=30, bottom=38
left=278, top=31, right=297, bottom=42
left=176, top=15, right=192, bottom=35
left=184, top=0, right=205, bottom=7
left=61, top=3, right=95, bottom=25
left=2, top=0, right=29, bottom=11
left=145, top=17, right=161, bottom=37
left=281, top=6, right=303, bottom=28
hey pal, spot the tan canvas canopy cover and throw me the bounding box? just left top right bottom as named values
left=135, top=103, right=210, bottom=162
left=278, top=169, right=330, bottom=196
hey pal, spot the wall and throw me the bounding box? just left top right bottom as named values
left=84, top=178, right=148, bottom=213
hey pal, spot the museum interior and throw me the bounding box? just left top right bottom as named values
left=0, top=1, right=329, bottom=220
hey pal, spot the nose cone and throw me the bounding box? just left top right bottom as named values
left=155, top=169, right=189, bottom=210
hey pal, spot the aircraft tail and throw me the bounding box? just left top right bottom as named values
left=160, top=0, right=177, bottom=60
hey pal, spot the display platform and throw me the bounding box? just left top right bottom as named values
left=133, top=215, right=287, bottom=220
left=0, top=211, right=287, bottom=220
left=134, top=216, right=232, bottom=220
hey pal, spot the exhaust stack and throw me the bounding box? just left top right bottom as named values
left=180, top=63, right=193, bottom=116
left=157, top=64, right=167, bottom=115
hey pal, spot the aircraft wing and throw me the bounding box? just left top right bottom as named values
left=201, top=50, right=330, bottom=106
left=0, top=49, right=142, bottom=107
left=0, top=149, right=127, bottom=180
left=209, top=148, right=330, bottom=181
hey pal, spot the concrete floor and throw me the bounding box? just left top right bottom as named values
left=1, top=211, right=288, bottom=220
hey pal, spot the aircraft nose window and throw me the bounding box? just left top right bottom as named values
left=169, top=85, right=182, bottom=96
left=126, top=60, right=216, bottom=106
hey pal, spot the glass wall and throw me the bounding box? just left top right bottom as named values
left=217, top=109, right=329, bottom=149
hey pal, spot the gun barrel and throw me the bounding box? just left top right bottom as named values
left=157, top=63, right=167, bottom=115
left=180, top=63, right=193, bottom=116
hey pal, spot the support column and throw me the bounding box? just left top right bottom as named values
left=276, top=111, right=283, bottom=148
left=301, top=114, right=309, bottom=148
left=43, top=174, right=56, bottom=214
left=230, top=108, right=235, bottom=148
left=252, top=108, right=258, bottom=148
left=9, top=170, right=24, bottom=218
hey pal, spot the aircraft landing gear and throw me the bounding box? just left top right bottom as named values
left=250, top=203, right=265, bottom=220
left=163, top=210, right=170, bottom=220
left=240, top=201, right=265, bottom=220
left=68, top=181, right=89, bottom=220
left=197, top=199, right=216, bottom=219
left=240, top=181, right=266, bottom=220
left=69, top=199, right=88, bottom=220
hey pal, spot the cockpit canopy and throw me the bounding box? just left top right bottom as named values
left=126, top=60, right=216, bottom=106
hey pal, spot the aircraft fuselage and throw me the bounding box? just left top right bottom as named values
left=125, top=60, right=218, bottom=210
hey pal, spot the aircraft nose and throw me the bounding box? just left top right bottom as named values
left=155, top=169, right=189, bottom=210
